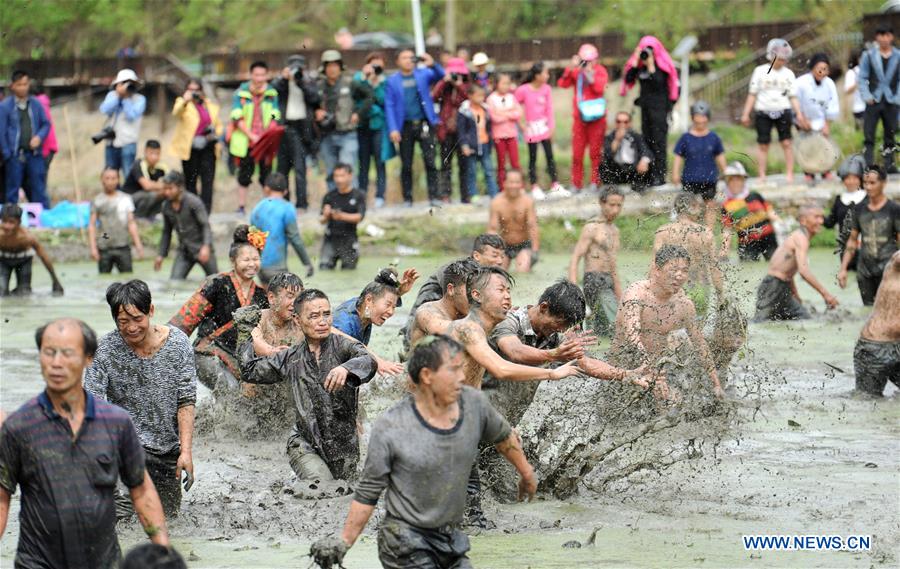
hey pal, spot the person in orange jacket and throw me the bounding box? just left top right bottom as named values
left=557, top=43, right=609, bottom=192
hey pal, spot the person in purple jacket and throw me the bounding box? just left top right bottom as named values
left=0, top=70, right=51, bottom=207
left=385, top=50, right=444, bottom=206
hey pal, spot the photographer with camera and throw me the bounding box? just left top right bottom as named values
left=0, top=70, right=51, bottom=207
left=272, top=55, right=321, bottom=211
left=621, top=36, right=680, bottom=188
left=98, top=69, right=146, bottom=177
left=171, top=78, right=222, bottom=213
left=352, top=52, right=388, bottom=207
left=558, top=44, right=609, bottom=193
left=431, top=57, right=471, bottom=203
left=229, top=61, right=280, bottom=214
left=315, top=50, right=364, bottom=193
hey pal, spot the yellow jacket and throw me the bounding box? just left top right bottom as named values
left=170, top=97, right=223, bottom=161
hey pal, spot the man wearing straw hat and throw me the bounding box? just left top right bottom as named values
left=99, top=68, right=147, bottom=177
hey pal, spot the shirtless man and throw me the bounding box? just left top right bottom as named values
left=407, top=259, right=472, bottom=350
left=488, top=170, right=539, bottom=273
left=568, top=186, right=623, bottom=336
left=853, top=251, right=900, bottom=396
left=611, top=245, right=725, bottom=399
left=0, top=203, right=63, bottom=296
left=754, top=206, right=839, bottom=322
left=653, top=192, right=725, bottom=315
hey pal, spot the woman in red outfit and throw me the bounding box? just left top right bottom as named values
left=557, top=43, right=609, bottom=191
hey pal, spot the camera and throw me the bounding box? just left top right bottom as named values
left=290, top=65, right=303, bottom=78
left=372, top=64, right=383, bottom=75
left=192, top=91, right=203, bottom=102
left=124, top=81, right=138, bottom=94
left=318, top=112, right=336, bottom=131
left=91, top=126, right=116, bottom=145
left=640, top=47, right=654, bottom=61
left=451, top=73, right=468, bottom=82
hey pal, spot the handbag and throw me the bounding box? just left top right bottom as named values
left=577, top=73, right=606, bottom=122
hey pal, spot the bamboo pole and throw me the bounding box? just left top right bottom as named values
left=62, top=104, right=87, bottom=243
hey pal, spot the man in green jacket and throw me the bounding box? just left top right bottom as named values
left=230, top=60, right=280, bottom=214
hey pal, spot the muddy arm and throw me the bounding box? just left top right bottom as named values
left=30, top=237, right=63, bottom=292
left=461, top=324, right=570, bottom=382
left=129, top=472, right=169, bottom=546
left=0, top=488, right=9, bottom=538
left=685, top=314, right=722, bottom=393
left=494, top=430, right=537, bottom=501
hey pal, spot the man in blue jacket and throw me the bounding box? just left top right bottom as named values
left=859, top=25, right=900, bottom=173
left=385, top=50, right=444, bottom=206
left=0, top=70, right=51, bottom=208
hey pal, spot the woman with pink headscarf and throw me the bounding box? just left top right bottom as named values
left=621, top=36, right=680, bottom=187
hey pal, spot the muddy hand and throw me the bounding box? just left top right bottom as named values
left=324, top=366, right=349, bottom=392
left=550, top=361, right=582, bottom=380
left=309, top=535, right=348, bottom=569
left=182, top=470, right=194, bottom=491
left=517, top=470, right=537, bottom=502
left=376, top=357, right=404, bottom=376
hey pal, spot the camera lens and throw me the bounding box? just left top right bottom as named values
left=640, top=50, right=649, bottom=60
left=372, top=65, right=383, bottom=75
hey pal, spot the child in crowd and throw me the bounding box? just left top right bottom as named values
left=514, top=62, right=564, bottom=200
left=457, top=84, right=499, bottom=201
left=672, top=101, right=726, bottom=228
left=487, top=73, right=521, bottom=190
left=720, top=162, right=780, bottom=262
left=88, top=168, right=144, bottom=274
left=824, top=154, right=867, bottom=270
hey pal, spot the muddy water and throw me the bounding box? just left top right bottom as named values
left=1, top=252, right=898, bottom=569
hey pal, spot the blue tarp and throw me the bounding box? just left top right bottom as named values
left=40, top=201, right=91, bottom=229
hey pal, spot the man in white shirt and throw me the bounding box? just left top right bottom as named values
left=740, top=39, right=809, bottom=182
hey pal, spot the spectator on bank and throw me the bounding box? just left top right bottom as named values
left=515, top=62, right=561, bottom=200
left=316, top=50, right=363, bottom=192
left=123, top=139, right=169, bottom=219
left=558, top=43, right=608, bottom=193
left=487, top=73, right=522, bottom=189
left=599, top=111, right=653, bottom=191
left=740, top=39, right=809, bottom=182
left=458, top=84, right=499, bottom=201
left=433, top=58, right=471, bottom=203
left=0, top=70, right=50, bottom=207
left=172, top=78, right=222, bottom=214
left=230, top=60, right=280, bottom=215
left=672, top=101, right=726, bottom=228
left=796, top=53, right=840, bottom=181
left=621, top=36, right=680, bottom=187
left=844, top=51, right=866, bottom=129
left=353, top=52, right=388, bottom=208
left=272, top=55, right=320, bottom=212
left=858, top=25, right=900, bottom=172
left=385, top=49, right=444, bottom=206
left=99, top=69, right=146, bottom=177
left=472, top=52, right=493, bottom=92
left=33, top=84, right=57, bottom=189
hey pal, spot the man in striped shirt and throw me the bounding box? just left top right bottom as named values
left=0, top=318, right=168, bottom=569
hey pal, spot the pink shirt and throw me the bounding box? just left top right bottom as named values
left=486, top=91, right=522, bottom=141
left=36, top=94, right=58, bottom=157
left=514, top=83, right=554, bottom=143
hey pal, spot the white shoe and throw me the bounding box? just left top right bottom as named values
left=531, top=185, right=547, bottom=201
left=547, top=183, right=572, bottom=199
left=375, top=197, right=385, bottom=208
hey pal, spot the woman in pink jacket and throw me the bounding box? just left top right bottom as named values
left=34, top=87, right=59, bottom=186
left=487, top=73, right=522, bottom=189
left=514, top=62, right=563, bottom=199
left=557, top=43, right=608, bottom=191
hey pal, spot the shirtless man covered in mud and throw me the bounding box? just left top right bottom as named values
left=0, top=203, right=63, bottom=296
left=611, top=245, right=725, bottom=399
left=853, top=250, right=900, bottom=396
left=654, top=192, right=725, bottom=316
left=488, top=170, right=539, bottom=273
left=569, top=186, right=623, bottom=337
left=407, top=259, right=473, bottom=350
left=754, top=205, right=839, bottom=322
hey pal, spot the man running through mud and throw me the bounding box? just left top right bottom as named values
left=445, top=265, right=580, bottom=526
left=241, top=289, right=377, bottom=480
left=653, top=192, right=725, bottom=317
left=407, top=259, right=474, bottom=350
left=754, top=205, right=839, bottom=322
left=400, top=234, right=506, bottom=354
left=568, top=186, right=624, bottom=337
left=312, top=335, right=536, bottom=569
left=487, top=170, right=539, bottom=273
left=610, top=245, right=725, bottom=399
left=0, top=203, right=64, bottom=296
left=485, top=279, right=659, bottom=427
left=854, top=250, right=900, bottom=396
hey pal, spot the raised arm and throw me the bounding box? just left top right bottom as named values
left=495, top=333, right=584, bottom=366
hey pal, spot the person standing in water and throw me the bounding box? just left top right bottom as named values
left=0, top=202, right=63, bottom=296
left=824, top=155, right=867, bottom=271
left=487, top=169, right=539, bottom=273
left=154, top=170, right=217, bottom=280
left=720, top=161, right=781, bottom=262
left=407, top=259, right=474, bottom=350
left=88, top=168, right=144, bottom=274
left=754, top=206, right=839, bottom=321
left=853, top=251, right=900, bottom=397
left=250, top=172, right=314, bottom=284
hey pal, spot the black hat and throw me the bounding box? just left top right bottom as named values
left=808, top=52, right=830, bottom=70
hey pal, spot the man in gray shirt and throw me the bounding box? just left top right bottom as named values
left=312, top=335, right=536, bottom=569
left=241, top=288, right=377, bottom=480
left=153, top=170, right=217, bottom=280
left=85, top=280, right=197, bottom=518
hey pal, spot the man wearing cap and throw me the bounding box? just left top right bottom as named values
left=721, top=161, right=780, bottom=262
left=432, top=57, right=471, bottom=203
left=385, top=49, right=444, bottom=206
left=558, top=44, right=609, bottom=192
left=858, top=25, right=900, bottom=173
left=472, top=52, right=493, bottom=92
left=99, top=68, right=147, bottom=176
left=316, top=50, right=364, bottom=193
left=273, top=55, right=321, bottom=211
left=824, top=155, right=867, bottom=270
